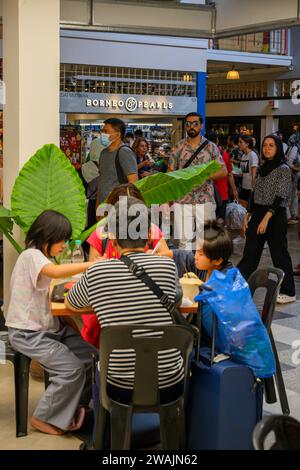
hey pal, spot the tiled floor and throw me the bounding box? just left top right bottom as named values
left=0, top=224, right=299, bottom=449
left=231, top=224, right=300, bottom=419
left=0, top=365, right=81, bottom=450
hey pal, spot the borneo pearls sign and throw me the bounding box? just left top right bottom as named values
left=86, top=96, right=173, bottom=113
left=60, top=92, right=197, bottom=115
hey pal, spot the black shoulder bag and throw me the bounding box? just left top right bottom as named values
left=115, top=145, right=135, bottom=184
left=183, top=139, right=209, bottom=169
left=120, top=255, right=198, bottom=339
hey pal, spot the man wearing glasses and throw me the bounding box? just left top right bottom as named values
left=168, top=112, right=227, bottom=249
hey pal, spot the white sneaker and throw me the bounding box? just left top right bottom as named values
left=276, top=294, right=296, bottom=304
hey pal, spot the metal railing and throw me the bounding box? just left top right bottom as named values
left=207, top=81, right=268, bottom=101
left=208, top=30, right=289, bottom=56
left=60, top=64, right=197, bottom=97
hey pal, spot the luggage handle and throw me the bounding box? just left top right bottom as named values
left=195, top=284, right=216, bottom=366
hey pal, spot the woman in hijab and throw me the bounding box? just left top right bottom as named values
left=238, top=134, right=296, bottom=304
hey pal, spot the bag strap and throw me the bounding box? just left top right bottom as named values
left=120, top=255, right=176, bottom=315
left=183, top=139, right=209, bottom=169
left=101, top=236, right=109, bottom=255
left=195, top=284, right=217, bottom=365
left=120, top=255, right=198, bottom=337
left=115, top=145, right=133, bottom=184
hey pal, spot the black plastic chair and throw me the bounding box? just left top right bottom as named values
left=0, top=331, right=50, bottom=437
left=93, top=324, right=194, bottom=450
left=248, top=268, right=289, bottom=415
left=253, top=415, right=300, bottom=450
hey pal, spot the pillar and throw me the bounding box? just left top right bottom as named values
left=197, top=71, right=207, bottom=135
left=3, top=0, right=60, bottom=311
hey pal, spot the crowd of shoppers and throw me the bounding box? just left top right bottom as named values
left=6, top=113, right=298, bottom=439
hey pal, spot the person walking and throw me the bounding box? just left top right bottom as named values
left=238, top=135, right=296, bottom=304
left=96, top=118, right=138, bottom=208
left=238, top=134, right=259, bottom=207
left=168, top=112, right=227, bottom=248
left=286, top=132, right=300, bottom=224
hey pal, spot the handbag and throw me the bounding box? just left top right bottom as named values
left=120, top=255, right=198, bottom=338
left=213, top=184, right=223, bottom=209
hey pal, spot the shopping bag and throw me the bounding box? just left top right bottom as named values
left=225, top=201, right=247, bottom=229
left=195, top=268, right=276, bottom=378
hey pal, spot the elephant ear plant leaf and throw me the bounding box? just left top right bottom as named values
left=0, top=207, right=23, bottom=254
left=11, top=144, right=86, bottom=240
left=134, top=160, right=222, bottom=206
left=77, top=161, right=222, bottom=245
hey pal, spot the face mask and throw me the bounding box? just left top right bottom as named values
left=100, top=133, right=111, bottom=148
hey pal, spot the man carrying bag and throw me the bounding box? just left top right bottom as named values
left=168, top=113, right=227, bottom=249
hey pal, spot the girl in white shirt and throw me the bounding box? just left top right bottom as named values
left=6, top=210, right=98, bottom=436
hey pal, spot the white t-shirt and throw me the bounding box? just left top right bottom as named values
left=6, top=248, right=60, bottom=332
left=240, top=151, right=259, bottom=190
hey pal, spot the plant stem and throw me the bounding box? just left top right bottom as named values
left=3, top=232, right=23, bottom=254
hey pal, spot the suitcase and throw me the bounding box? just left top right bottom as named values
left=187, top=287, right=263, bottom=450
left=187, top=349, right=263, bottom=450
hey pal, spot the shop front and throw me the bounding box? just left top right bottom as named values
left=60, top=91, right=197, bottom=162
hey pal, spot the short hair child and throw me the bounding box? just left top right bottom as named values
left=198, top=220, right=233, bottom=271
left=160, top=220, right=233, bottom=279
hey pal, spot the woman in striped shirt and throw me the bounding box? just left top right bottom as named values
left=66, top=198, right=183, bottom=443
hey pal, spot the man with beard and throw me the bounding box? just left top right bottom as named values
left=168, top=113, right=227, bottom=248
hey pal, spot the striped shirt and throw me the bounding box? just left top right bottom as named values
left=67, top=252, right=183, bottom=389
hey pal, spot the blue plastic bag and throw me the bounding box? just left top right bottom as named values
left=194, top=267, right=276, bottom=378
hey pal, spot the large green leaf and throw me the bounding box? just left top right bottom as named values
left=0, top=206, right=23, bottom=253
left=11, top=144, right=86, bottom=239
left=135, top=160, right=222, bottom=206
left=76, top=204, right=108, bottom=246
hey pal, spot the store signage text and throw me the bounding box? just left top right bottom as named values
left=86, top=96, right=173, bottom=113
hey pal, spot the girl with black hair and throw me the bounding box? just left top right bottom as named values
left=6, top=210, right=98, bottom=436
left=238, top=135, right=296, bottom=304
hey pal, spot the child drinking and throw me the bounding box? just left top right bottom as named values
left=6, top=210, right=98, bottom=436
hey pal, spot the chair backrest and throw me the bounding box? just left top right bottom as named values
left=247, top=268, right=284, bottom=331
left=253, top=415, right=300, bottom=450
left=99, top=324, right=194, bottom=409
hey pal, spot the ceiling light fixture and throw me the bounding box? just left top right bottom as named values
left=226, top=65, right=240, bottom=80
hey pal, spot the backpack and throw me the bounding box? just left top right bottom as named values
left=115, top=145, right=135, bottom=184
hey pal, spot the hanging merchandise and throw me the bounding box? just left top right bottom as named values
left=60, top=125, right=82, bottom=169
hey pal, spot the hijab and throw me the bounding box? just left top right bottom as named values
left=258, top=135, right=286, bottom=177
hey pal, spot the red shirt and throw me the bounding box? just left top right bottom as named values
left=87, top=224, right=163, bottom=258
left=215, top=149, right=232, bottom=201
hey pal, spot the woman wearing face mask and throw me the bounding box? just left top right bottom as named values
left=238, top=135, right=296, bottom=304
left=96, top=118, right=138, bottom=209
left=132, top=137, right=154, bottom=179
